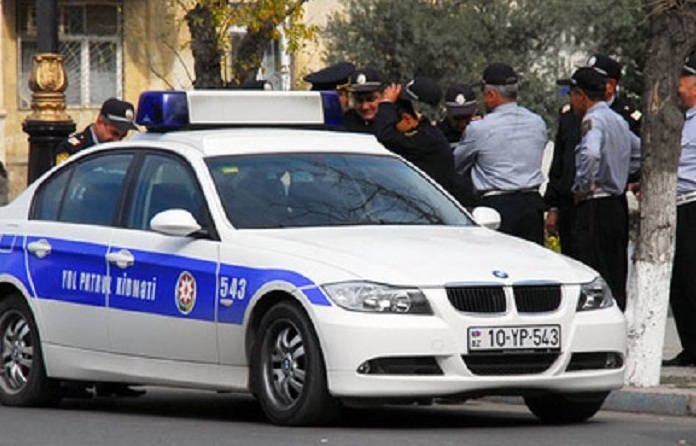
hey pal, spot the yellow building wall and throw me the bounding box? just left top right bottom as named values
left=1, top=0, right=194, bottom=200
left=295, top=0, right=344, bottom=89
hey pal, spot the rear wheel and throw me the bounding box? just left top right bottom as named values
left=0, top=294, right=60, bottom=406
left=252, top=301, right=339, bottom=426
left=524, top=391, right=609, bottom=424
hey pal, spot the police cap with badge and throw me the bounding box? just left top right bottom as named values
left=100, top=97, right=138, bottom=131
left=683, top=52, right=696, bottom=76
left=586, top=54, right=622, bottom=82
left=303, top=62, right=355, bottom=92
left=444, top=83, right=478, bottom=117
left=350, top=66, right=385, bottom=93
left=399, top=75, right=442, bottom=107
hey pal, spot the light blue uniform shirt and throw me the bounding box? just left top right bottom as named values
left=573, top=101, right=633, bottom=196
left=677, top=107, right=696, bottom=194
left=453, top=102, right=547, bottom=192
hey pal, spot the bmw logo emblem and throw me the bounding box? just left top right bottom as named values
left=492, top=270, right=509, bottom=279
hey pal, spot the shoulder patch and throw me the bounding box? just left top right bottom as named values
left=560, top=104, right=571, bottom=114
left=631, top=110, right=642, bottom=121
left=55, top=152, right=70, bottom=165
left=581, top=119, right=593, bottom=136
left=68, top=136, right=81, bottom=146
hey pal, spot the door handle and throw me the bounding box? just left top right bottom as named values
left=106, top=249, right=135, bottom=269
left=27, top=239, right=51, bottom=259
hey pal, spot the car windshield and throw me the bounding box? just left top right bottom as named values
left=206, top=153, right=474, bottom=229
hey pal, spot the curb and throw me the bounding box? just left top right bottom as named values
left=605, top=386, right=696, bottom=417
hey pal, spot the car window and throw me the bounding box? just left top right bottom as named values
left=32, top=153, right=133, bottom=226
left=207, top=153, right=473, bottom=229
left=124, top=153, right=205, bottom=231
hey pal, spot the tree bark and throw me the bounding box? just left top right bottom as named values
left=625, top=1, right=696, bottom=386
left=185, top=4, right=223, bottom=89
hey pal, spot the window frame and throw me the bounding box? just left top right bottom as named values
left=17, top=0, right=124, bottom=109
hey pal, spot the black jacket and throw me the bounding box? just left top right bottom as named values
left=54, top=125, right=97, bottom=165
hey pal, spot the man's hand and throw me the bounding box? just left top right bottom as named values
left=545, top=208, right=559, bottom=235
left=382, top=83, right=402, bottom=103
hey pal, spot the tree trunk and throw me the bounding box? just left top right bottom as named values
left=185, top=4, right=223, bottom=89
left=625, top=1, right=696, bottom=386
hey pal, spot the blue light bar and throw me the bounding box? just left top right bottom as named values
left=135, top=90, right=344, bottom=132
left=136, top=91, right=189, bottom=131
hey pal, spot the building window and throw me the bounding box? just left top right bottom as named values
left=18, top=1, right=123, bottom=109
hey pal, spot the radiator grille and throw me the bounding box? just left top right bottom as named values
left=446, top=286, right=506, bottom=313
left=513, top=285, right=562, bottom=313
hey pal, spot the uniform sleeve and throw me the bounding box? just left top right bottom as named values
left=572, top=119, right=601, bottom=194
left=372, top=102, right=437, bottom=159
left=452, top=122, right=481, bottom=176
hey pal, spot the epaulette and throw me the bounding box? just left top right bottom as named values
left=67, top=136, right=81, bottom=147
left=630, top=109, right=642, bottom=121
left=560, top=104, right=571, bottom=114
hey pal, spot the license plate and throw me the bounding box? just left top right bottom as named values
left=468, top=325, right=561, bottom=352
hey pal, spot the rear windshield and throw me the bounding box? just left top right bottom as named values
left=206, top=153, right=473, bottom=229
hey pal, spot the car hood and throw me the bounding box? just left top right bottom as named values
left=241, top=226, right=596, bottom=286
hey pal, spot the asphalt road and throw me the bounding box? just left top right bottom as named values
left=0, top=388, right=694, bottom=446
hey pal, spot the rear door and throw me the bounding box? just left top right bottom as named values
left=25, top=152, right=134, bottom=351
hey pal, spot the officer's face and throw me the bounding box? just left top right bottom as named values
left=678, top=75, right=696, bottom=110
left=352, top=91, right=382, bottom=121
left=95, top=116, right=129, bottom=143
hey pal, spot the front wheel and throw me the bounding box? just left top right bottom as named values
left=252, top=300, right=339, bottom=426
left=0, top=294, right=60, bottom=406
left=524, top=391, right=609, bottom=424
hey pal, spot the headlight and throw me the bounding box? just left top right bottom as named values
left=577, top=276, right=614, bottom=311
left=322, top=282, right=433, bottom=314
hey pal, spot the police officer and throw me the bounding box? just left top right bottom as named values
left=437, top=83, right=480, bottom=207
left=437, top=83, right=480, bottom=144
left=664, top=53, right=696, bottom=367
left=453, top=63, right=547, bottom=244
left=374, top=76, right=456, bottom=194
left=561, top=67, right=636, bottom=311
left=343, top=66, right=386, bottom=133
left=54, top=98, right=138, bottom=166
left=545, top=54, right=641, bottom=259
left=303, top=62, right=355, bottom=113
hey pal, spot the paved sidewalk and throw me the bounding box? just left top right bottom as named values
left=604, top=316, right=696, bottom=417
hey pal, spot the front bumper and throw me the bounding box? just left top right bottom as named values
left=311, top=287, right=626, bottom=398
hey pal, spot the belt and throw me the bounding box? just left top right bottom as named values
left=481, top=188, right=538, bottom=198
left=677, top=190, right=696, bottom=206
left=577, top=189, right=615, bottom=202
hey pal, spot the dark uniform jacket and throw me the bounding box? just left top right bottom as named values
left=436, top=119, right=462, bottom=145
left=343, top=109, right=378, bottom=134
left=371, top=102, right=457, bottom=197
left=54, top=125, right=98, bottom=166
left=436, top=119, right=477, bottom=207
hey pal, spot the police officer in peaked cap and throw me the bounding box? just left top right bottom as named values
left=303, top=62, right=355, bottom=112
left=54, top=97, right=138, bottom=166
left=343, top=66, right=386, bottom=133
left=454, top=63, right=548, bottom=243
left=437, top=83, right=481, bottom=208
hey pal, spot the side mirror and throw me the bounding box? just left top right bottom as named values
left=150, top=209, right=202, bottom=237
left=471, top=206, right=501, bottom=230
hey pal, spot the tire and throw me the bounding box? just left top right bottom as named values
left=0, top=294, right=61, bottom=407
left=524, top=391, right=609, bottom=424
left=251, top=300, right=339, bottom=426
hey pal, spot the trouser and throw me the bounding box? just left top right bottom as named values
left=575, top=196, right=628, bottom=311
left=480, top=192, right=545, bottom=245
left=557, top=200, right=579, bottom=260
left=670, top=201, right=696, bottom=358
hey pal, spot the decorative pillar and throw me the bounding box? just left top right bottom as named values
left=22, top=0, right=75, bottom=184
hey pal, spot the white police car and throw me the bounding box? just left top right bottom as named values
left=0, top=90, right=625, bottom=426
